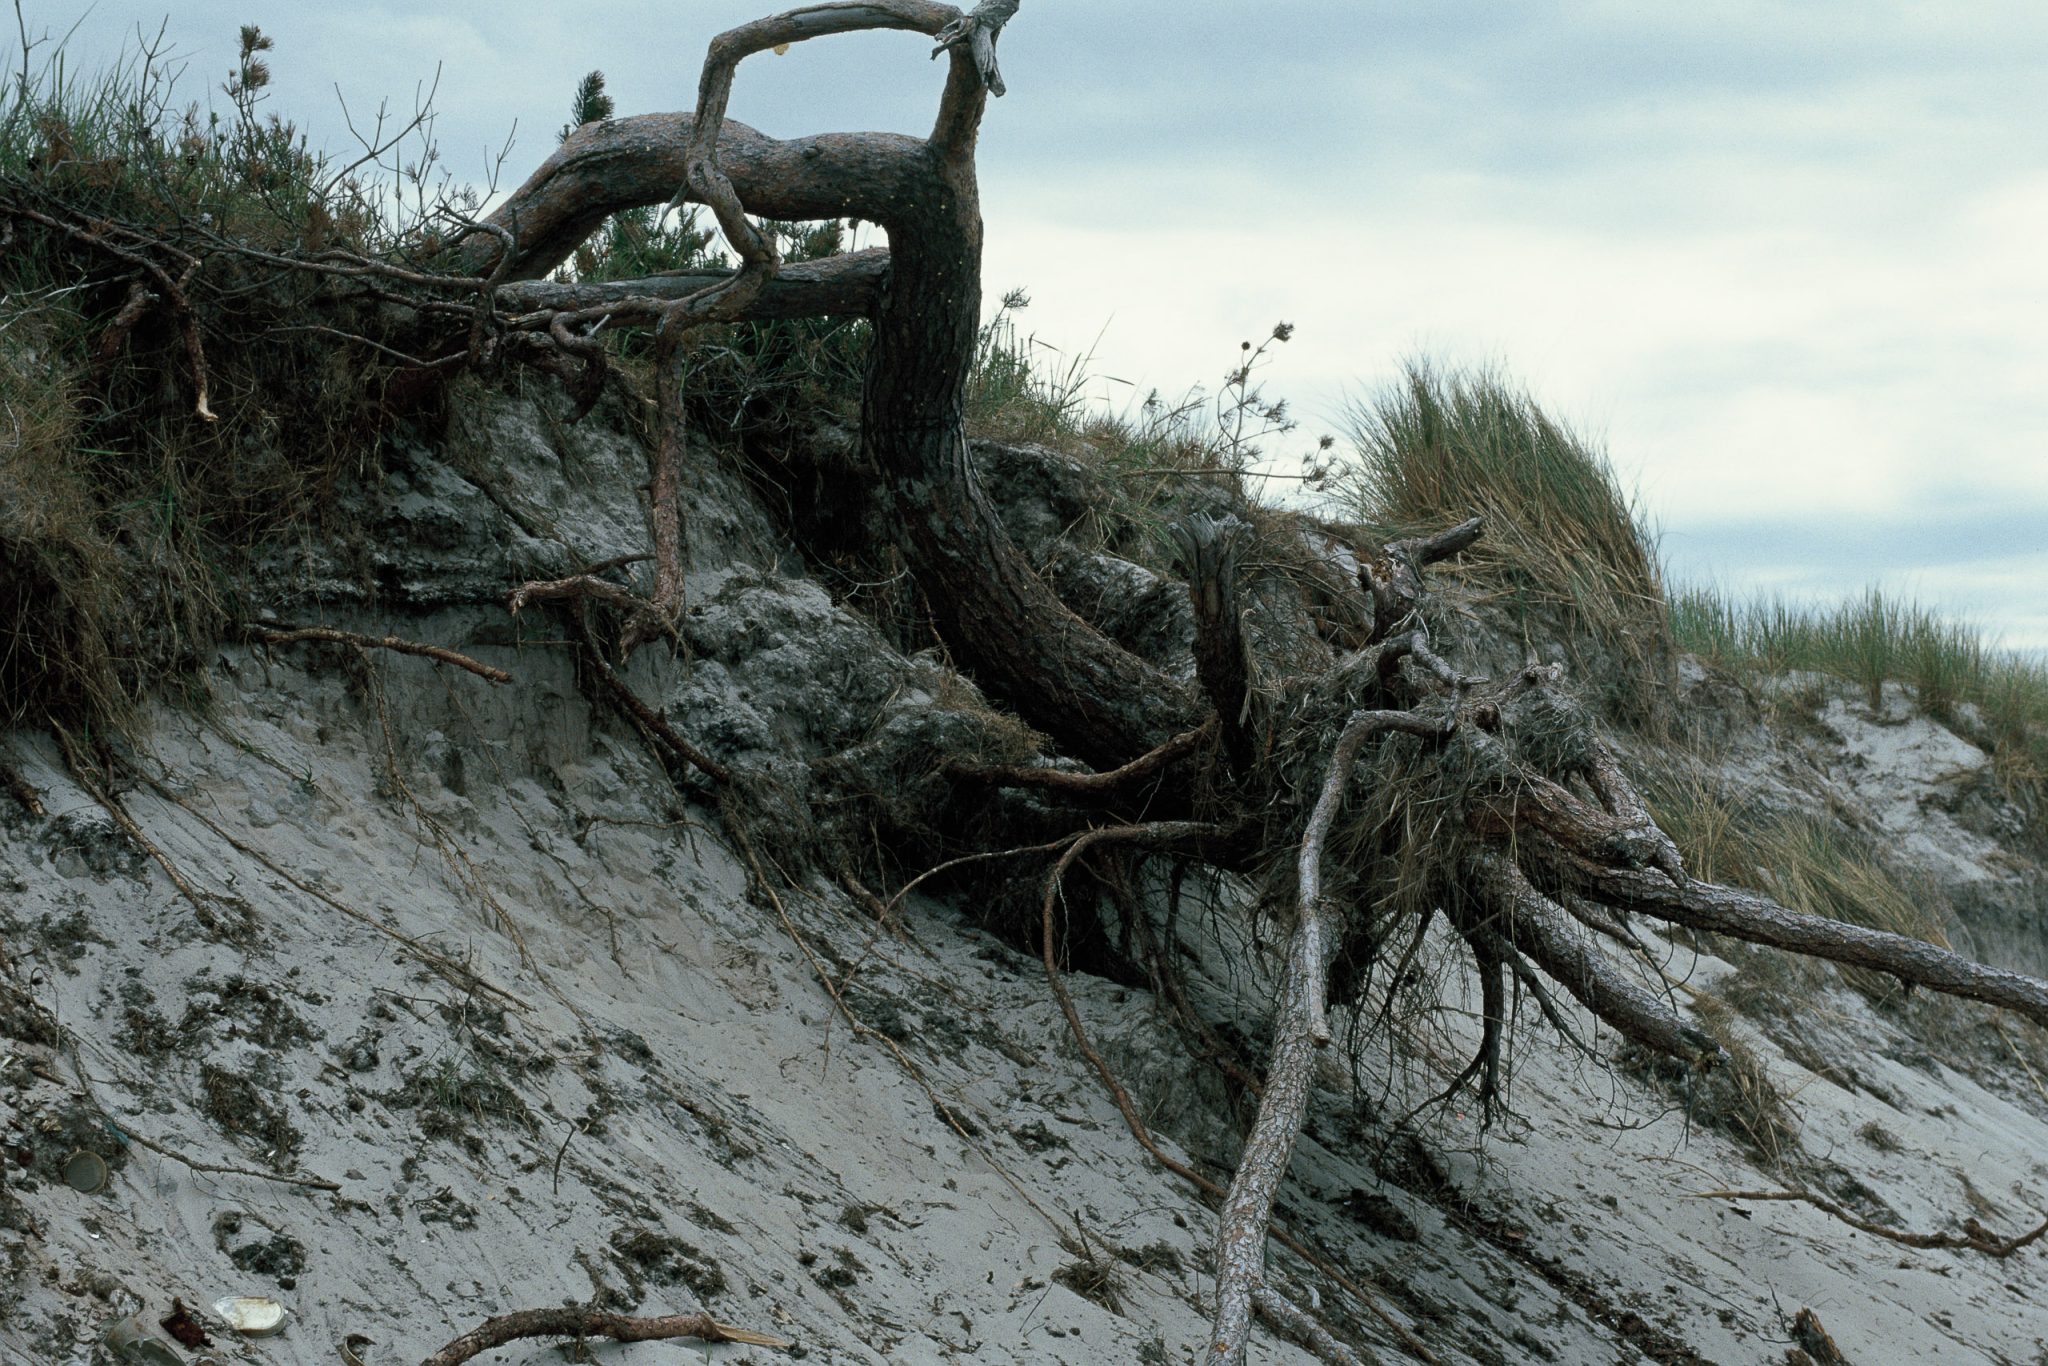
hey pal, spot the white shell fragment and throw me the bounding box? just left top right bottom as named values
left=212, top=1295, right=288, bottom=1336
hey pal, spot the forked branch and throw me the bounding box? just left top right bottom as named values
left=495, top=0, right=1022, bottom=660
left=1469, top=851, right=1722, bottom=1065
left=1207, top=706, right=1450, bottom=1366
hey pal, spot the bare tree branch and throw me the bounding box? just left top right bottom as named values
left=1470, top=851, right=1722, bottom=1064
left=245, top=626, right=511, bottom=684
left=1558, top=852, right=2048, bottom=1026
left=1207, top=706, right=1450, bottom=1366
left=495, top=248, right=889, bottom=320
left=1691, top=1188, right=2048, bottom=1258
left=951, top=720, right=1212, bottom=795
left=420, top=1308, right=787, bottom=1366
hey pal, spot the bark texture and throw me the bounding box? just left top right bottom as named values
left=470, top=0, right=1196, bottom=766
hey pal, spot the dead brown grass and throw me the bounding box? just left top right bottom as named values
left=0, top=329, right=133, bottom=727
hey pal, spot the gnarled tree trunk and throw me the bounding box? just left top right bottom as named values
left=23, top=7, right=2048, bottom=1363
left=463, top=13, right=2048, bottom=1363
left=473, top=0, right=1194, bottom=766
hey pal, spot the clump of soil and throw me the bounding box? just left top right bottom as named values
left=687, top=1201, right=738, bottom=1234
left=14, top=1097, right=127, bottom=1187
left=180, top=976, right=321, bottom=1051
left=0, top=980, right=59, bottom=1048
left=434, top=1002, right=553, bottom=1077
left=14, top=908, right=111, bottom=969
left=807, top=1245, right=865, bottom=1294
left=386, top=1057, right=534, bottom=1157
left=198, top=1064, right=302, bottom=1161
left=117, top=982, right=181, bottom=1061
left=1339, top=1188, right=1420, bottom=1242
left=608, top=1224, right=727, bottom=1300
left=211, top=1212, right=307, bottom=1285
left=1010, top=1119, right=1069, bottom=1153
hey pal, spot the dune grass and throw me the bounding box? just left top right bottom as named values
left=1670, top=586, right=1990, bottom=717
left=1338, top=360, right=1672, bottom=721
left=0, top=34, right=877, bottom=731
left=1648, top=769, right=1952, bottom=949
left=0, top=26, right=416, bottom=729
left=1671, top=585, right=2048, bottom=825
left=9, top=19, right=2040, bottom=818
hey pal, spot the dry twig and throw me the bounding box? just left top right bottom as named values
left=246, top=624, right=512, bottom=683
left=1692, top=1188, right=2048, bottom=1258
left=420, top=1308, right=788, bottom=1366
left=54, top=726, right=226, bottom=932
left=139, top=774, right=527, bottom=1012
left=65, top=1039, right=339, bottom=1191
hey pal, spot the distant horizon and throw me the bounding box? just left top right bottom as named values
left=23, top=2, right=2047, bottom=651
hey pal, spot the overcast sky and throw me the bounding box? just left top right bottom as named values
left=30, top=2, right=2048, bottom=650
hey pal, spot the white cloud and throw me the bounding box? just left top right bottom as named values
left=28, top=0, right=2048, bottom=646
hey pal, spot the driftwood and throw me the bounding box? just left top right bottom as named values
left=1693, top=1188, right=2048, bottom=1258
left=419, top=1308, right=788, bottom=1366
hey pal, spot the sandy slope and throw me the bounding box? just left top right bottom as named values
left=5, top=391, right=2047, bottom=1365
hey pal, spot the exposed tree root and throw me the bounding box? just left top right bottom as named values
left=2, top=201, right=214, bottom=419
left=1553, top=850, right=2048, bottom=1025
left=495, top=248, right=889, bottom=318
left=570, top=603, right=731, bottom=786
left=1789, top=1306, right=1853, bottom=1365
left=139, top=774, right=528, bottom=1013
left=1175, top=516, right=1257, bottom=771
left=21, top=6, right=2048, bottom=1364
left=1692, top=1187, right=2048, bottom=1258
left=951, top=719, right=1214, bottom=797
left=1254, top=1284, right=1378, bottom=1366
left=1469, top=853, right=1721, bottom=1066
left=1133, top=872, right=1268, bottom=1105
left=53, top=725, right=229, bottom=934
left=1206, top=708, right=1454, bottom=1365
left=246, top=625, right=512, bottom=684
left=1038, top=829, right=1436, bottom=1365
